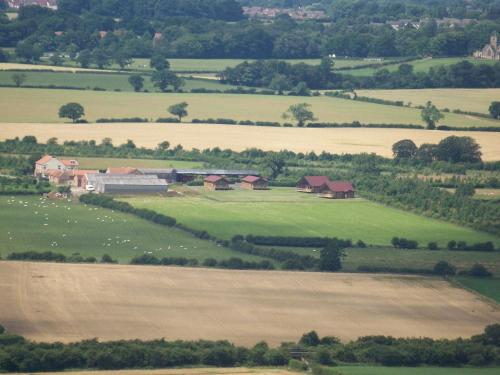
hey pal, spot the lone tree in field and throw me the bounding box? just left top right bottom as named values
left=319, top=241, right=343, bottom=272
left=392, top=139, right=417, bottom=160
left=168, top=102, right=189, bottom=122
left=12, top=73, right=26, bottom=87
left=421, top=101, right=444, bottom=129
left=58, top=103, right=85, bottom=123
left=489, top=101, right=500, bottom=119
left=128, top=74, right=144, bottom=92
left=282, top=103, right=316, bottom=127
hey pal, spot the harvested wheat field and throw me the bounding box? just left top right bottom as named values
left=0, top=62, right=108, bottom=73
left=0, top=262, right=498, bottom=345
left=4, top=368, right=293, bottom=375
left=1, top=122, right=500, bottom=160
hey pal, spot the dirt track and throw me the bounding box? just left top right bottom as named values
left=0, top=262, right=498, bottom=345
left=0, top=122, right=499, bottom=160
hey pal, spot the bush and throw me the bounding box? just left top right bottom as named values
left=288, top=359, right=308, bottom=371
left=391, top=237, right=418, bottom=249
left=245, top=235, right=351, bottom=248
left=203, top=258, right=218, bottom=267
left=156, top=117, right=180, bottom=123
left=101, top=254, right=117, bottom=263
left=7, top=251, right=66, bottom=262
left=0, top=324, right=4, bottom=335
left=433, top=261, right=456, bottom=276
left=428, top=242, right=438, bottom=250
left=467, top=264, right=492, bottom=278
left=96, top=117, right=147, bottom=123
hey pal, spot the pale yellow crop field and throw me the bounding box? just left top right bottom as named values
left=1, top=122, right=500, bottom=160
left=0, top=63, right=108, bottom=73
left=357, top=88, right=500, bottom=114
left=1, top=87, right=498, bottom=127
left=1, top=262, right=498, bottom=345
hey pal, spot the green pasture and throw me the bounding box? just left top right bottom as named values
left=356, top=88, right=500, bottom=115
left=121, top=188, right=500, bottom=246
left=2, top=87, right=498, bottom=127
left=73, top=157, right=203, bottom=170
left=0, top=71, right=235, bottom=92
left=0, top=195, right=267, bottom=263
left=284, top=246, right=500, bottom=277
left=333, top=366, right=500, bottom=375
left=340, top=57, right=497, bottom=77
left=454, top=277, right=500, bottom=303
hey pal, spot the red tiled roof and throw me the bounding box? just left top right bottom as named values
left=61, top=159, right=79, bottom=167
left=46, top=169, right=64, bottom=178
left=326, top=181, right=355, bottom=192
left=36, top=155, right=53, bottom=165
left=242, top=175, right=266, bottom=183
left=303, top=176, right=329, bottom=187
left=106, top=167, right=139, bottom=174
left=205, top=175, right=227, bottom=183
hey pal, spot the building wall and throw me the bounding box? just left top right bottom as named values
left=100, top=184, right=168, bottom=194
left=35, top=159, right=66, bottom=176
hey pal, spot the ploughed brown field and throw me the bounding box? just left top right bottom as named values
left=1, top=123, right=500, bottom=160
left=1, top=262, right=498, bottom=345
left=4, top=368, right=294, bottom=375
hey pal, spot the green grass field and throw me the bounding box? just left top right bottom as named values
left=356, top=88, right=500, bottom=115
left=454, top=277, right=500, bottom=303
left=0, top=195, right=268, bottom=263
left=1, top=87, right=498, bottom=127
left=75, top=156, right=203, bottom=170
left=121, top=188, right=500, bottom=246
left=333, top=366, right=500, bottom=375
left=339, top=57, right=497, bottom=77
left=283, top=246, right=500, bottom=277
left=0, top=71, right=235, bottom=92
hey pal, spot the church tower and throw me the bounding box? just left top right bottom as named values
left=491, top=32, right=498, bottom=49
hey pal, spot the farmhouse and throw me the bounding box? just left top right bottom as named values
left=473, top=32, right=500, bottom=60
left=320, top=181, right=356, bottom=199
left=241, top=176, right=269, bottom=190
left=297, top=176, right=330, bottom=193
left=204, top=175, right=231, bottom=191
left=86, top=174, right=168, bottom=194
left=34, top=155, right=79, bottom=178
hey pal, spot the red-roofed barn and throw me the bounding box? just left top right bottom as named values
left=204, top=175, right=230, bottom=191
left=241, top=176, right=268, bottom=190
left=296, top=176, right=330, bottom=193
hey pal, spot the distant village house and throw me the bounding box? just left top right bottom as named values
left=34, top=155, right=79, bottom=178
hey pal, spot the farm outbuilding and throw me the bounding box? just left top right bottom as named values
left=87, top=174, right=168, bottom=194
left=106, top=167, right=141, bottom=175
left=297, top=176, right=330, bottom=193
left=241, top=176, right=269, bottom=190
left=204, top=175, right=231, bottom=190
left=320, top=181, right=356, bottom=199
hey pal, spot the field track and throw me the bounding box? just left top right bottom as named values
left=3, top=368, right=293, bottom=375
left=0, top=62, right=109, bottom=73
left=1, top=262, right=498, bottom=345
left=1, top=122, right=500, bottom=160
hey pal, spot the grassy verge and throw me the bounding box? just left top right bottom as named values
left=454, top=277, right=500, bottom=303
left=332, top=366, right=500, bottom=375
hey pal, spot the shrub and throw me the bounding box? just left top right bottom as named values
left=203, top=258, right=218, bottom=267
left=96, top=117, right=147, bottom=123
left=288, top=359, right=308, bottom=371
left=156, top=117, right=180, bottom=123
left=0, top=324, right=4, bottom=335
left=101, top=254, right=117, bottom=263
left=433, top=261, right=456, bottom=276
left=391, top=237, right=418, bottom=249
left=467, top=264, right=492, bottom=278
left=7, top=251, right=66, bottom=262
left=428, top=242, right=438, bottom=250
left=130, top=254, right=160, bottom=265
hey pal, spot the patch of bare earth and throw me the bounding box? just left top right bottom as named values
left=0, top=262, right=498, bottom=346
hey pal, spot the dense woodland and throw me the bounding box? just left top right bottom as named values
left=0, top=325, right=498, bottom=372
left=0, top=0, right=499, bottom=60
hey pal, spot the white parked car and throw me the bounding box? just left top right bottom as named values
left=85, top=184, right=95, bottom=192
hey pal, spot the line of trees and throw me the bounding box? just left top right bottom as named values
left=220, top=59, right=500, bottom=90
left=0, top=324, right=498, bottom=372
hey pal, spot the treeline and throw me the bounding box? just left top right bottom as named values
left=245, top=235, right=352, bottom=248
left=0, top=176, right=50, bottom=195
left=6, top=251, right=117, bottom=264
left=220, top=59, right=500, bottom=89
left=1, top=0, right=499, bottom=62
left=0, top=324, right=499, bottom=372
